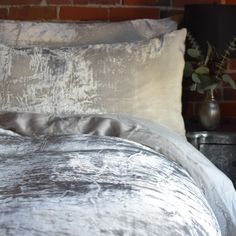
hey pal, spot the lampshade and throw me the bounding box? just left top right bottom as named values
left=183, top=4, right=236, bottom=57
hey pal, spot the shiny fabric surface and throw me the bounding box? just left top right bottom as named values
left=0, top=127, right=220, bottom=235
left=0, top=18, right=177, bottom=47
left=1, top=112, right=236, bottom=235
left=0, top=29, right=186, bottom=136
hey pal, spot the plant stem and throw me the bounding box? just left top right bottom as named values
left=216, top=37, right=236, bottom=79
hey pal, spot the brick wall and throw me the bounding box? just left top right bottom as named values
left=0, top=0, right=226, bottom=22
left=0, top=0, right=236, bottom=129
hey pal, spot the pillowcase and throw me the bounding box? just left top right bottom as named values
left=0, top=18, right=177, bottom=47
left=0, top=29, right=186, bottom=136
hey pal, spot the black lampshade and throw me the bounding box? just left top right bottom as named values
left=184, top=4, right=236, bottom=57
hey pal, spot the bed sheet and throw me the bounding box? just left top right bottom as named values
left=0, top=112, right=235, bottom=235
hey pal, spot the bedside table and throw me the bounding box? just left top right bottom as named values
left=187, top=131, right=236, bottom=188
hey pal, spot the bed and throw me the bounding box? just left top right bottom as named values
left=0, top=18, right=235, bottom=236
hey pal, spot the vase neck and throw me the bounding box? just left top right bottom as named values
left=206, top=90, right=215, bottom=100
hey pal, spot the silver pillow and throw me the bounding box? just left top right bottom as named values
left=0, top=18, right=177, bottom=47
left=0, top=29, right=186, bottom=136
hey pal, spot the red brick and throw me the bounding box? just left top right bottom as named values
left=9, top=6, right=57, bottom=20
left=227, top=58, right=236, bottom=71
left=161, top=9, right=183, bottom=17
left=220, top=118, right=236, bottom=132
left=223, top=88, right=236, bottom=100
left=74, top=0, right=120, bottom=4
left=0, top=0, right=41, bottom=5
left=224, top=0, right=236, bottom=3
left=220, top=102, right=236, bottom=117
left=109, top=7, right=160, bottom=21
left=47, top=0, right=71, bottom=4
left=172, top=0, right=219, bottom=7
left=0, top=8, right=8, bottom=18
left=60, top=6, right=108, bottom=21
left=230, top=73, right=236, bottom=83
left=124, top=0, right=168, bottom=6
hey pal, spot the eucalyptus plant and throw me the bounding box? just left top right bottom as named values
left=184, top=32, right=236, bottom=94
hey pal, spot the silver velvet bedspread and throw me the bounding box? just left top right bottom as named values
left=0, top=112, right=233, bottom=236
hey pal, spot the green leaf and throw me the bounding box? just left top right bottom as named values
left=192, top=73, right=201, bottom=83
left=190, top=84, right=197, bottom=91
left=187, top=48, right=201, bottom=58
left=200, top=75, right=211, bottom=82
left=222, top=74, right=236, bottom=89
left=204, top=41, right=213, bottom=65
left=198, top=88, right=204, bottom=94
left=196, top=76, right=216, bottom=92
left=204, top=83, right=218, bottom=91
left=225, top=50, right=231, bottom=56
left=195, top=66, right=209, bottom=75
left=197, top=55, right=205, bottom=63
left=228, top=46, right=236, bottom=51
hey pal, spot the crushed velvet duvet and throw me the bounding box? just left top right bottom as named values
left=0, top=113, right=235, bottom=236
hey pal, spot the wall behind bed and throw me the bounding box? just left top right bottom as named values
left=0, top=1, right=228, bottom=23
left=0, top=0, right=236, bottom=130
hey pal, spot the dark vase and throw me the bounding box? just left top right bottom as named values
left=198, top=90, right=220, bottom=131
